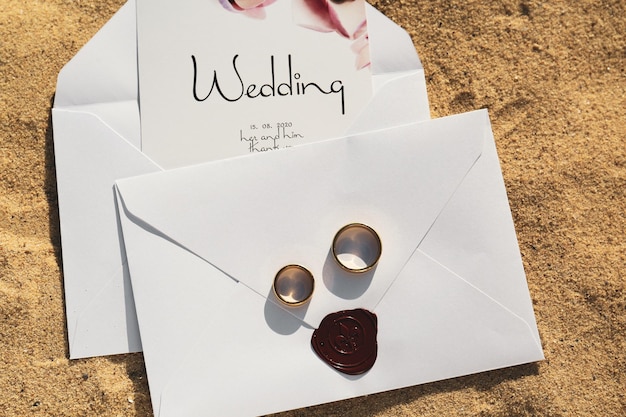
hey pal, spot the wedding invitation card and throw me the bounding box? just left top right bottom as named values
left=137, top=0, right=373, bottom=168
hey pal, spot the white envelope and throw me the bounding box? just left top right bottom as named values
left=115, top=110, right=543, bottom=417
left=52, top=0, right=430, bottom=359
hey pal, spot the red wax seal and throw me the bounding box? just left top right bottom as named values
left=311, top=308, right=378, bottom=375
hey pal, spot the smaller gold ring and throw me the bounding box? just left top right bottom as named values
left=332, top=223, right=382, bottom=273
left=273, top=265, right=315, bottom=307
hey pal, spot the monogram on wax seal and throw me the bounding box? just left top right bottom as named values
left=311, top=308, right=378, bottom=375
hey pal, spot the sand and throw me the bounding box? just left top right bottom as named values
left=0, top=0, right=624, bottom=416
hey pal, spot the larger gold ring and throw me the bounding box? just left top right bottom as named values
left=273, top=265, right=315, bottom=307
left=332, top=223, right=382, bottom=273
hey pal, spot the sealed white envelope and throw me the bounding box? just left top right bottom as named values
left=52, top=0, right=430, bottom=358
left=115, top=110, right=543, bottom=417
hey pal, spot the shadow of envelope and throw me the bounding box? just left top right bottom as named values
left=115, top=110, right=544, bottom=417
left=52, top=0, right=430, bottom=359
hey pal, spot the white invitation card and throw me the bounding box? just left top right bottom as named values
left=137, top=0, right=373, bottom=168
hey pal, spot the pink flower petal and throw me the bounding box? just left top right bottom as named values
left=350, top=30, right=368, bottom=54
left=233, top=0, right=268, bottom=9
left=352, top=18, right=367, bottom=40
left=292, top=0, right=335, bottom=33
left=218, top=0, right=238, bottom=12
left=351, top=32, right=370, bottom=70
left=326, top=0, right=367, bottom=39
left=219, top=0, right=277, bottom=19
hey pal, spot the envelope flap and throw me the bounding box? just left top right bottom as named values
left=54, top=0, right=137, bottom=108
left=347, top=71, right=429, bottom=136
left=116, top=111, right=487, bottom=327
left=365, top=4, right=422, bottom=75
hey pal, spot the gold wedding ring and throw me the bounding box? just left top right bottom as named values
left=273, top=265, right=315, bottom=307
left=332, top=223, right=382, bottom=273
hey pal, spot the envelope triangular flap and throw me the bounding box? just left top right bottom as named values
left=116, top=111, right=486, bottom=327
left=346, top=71, right=429, bottom=136
left=54, top=0, right=137, bottom=108
left=354, top=5, right=430, bottom=133
left=366, top=4, right=422, bottom=75
left=53, top=0, right=142, bottom=150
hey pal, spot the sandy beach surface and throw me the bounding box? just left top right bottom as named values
left=1, top=0, right=624, bottom=415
